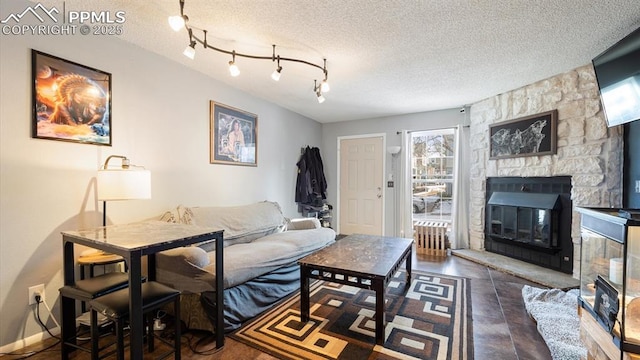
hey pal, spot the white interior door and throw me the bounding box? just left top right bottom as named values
left=338, top=136, right=384, bottom=235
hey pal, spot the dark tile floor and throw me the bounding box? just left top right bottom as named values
left=8, top=252, right=552, bottom=359
left=415, top=253, right=552, bottom=360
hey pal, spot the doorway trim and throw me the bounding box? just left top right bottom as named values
left=336, top=133, right=387, bottom=235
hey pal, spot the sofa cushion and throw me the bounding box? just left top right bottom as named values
left=160, top=246, right=210, bottom=268
left=286, top=217, right=321, bottom=230
left=203, top=227, right=336, bottom=288
left=161, top=201, right=287, bottom=248
left=194, top=201, right=286, bottom=243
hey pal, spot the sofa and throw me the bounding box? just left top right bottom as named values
left=155, top=201, right=336, bottom=332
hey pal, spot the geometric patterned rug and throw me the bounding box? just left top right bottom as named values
left=230, top=269, right=473, bottom=359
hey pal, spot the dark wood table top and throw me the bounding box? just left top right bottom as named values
left=298, top=234, right=413, bottom=277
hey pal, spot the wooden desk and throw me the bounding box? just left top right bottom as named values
left=61, top=221, right=224, bottom=359
left=298, top=234, right=413, bottom=344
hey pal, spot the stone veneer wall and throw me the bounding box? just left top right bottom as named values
left=468, top=64, right=623, bottom=278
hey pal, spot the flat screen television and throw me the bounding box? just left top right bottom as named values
left=592, top=26, right=640, bottom=127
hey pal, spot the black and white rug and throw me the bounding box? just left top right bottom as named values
left=231, top=270, right=473, bottom=359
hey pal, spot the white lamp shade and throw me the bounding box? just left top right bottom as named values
left=97, top=169, right=151, bottom=201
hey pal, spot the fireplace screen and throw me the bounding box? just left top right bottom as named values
left=488, top=192, right=560, bottom=250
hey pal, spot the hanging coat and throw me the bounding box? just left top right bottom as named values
left=295, top=146, right=327, bottom=205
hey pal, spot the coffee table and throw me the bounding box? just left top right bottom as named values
left=298, top=234, right=413, bottom=345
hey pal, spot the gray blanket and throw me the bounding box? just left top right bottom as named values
left=522, top=285, right=587, bottom=360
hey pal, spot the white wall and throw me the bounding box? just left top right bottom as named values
left=0, top=1, right=322, bottom=349
left=321, top=109, right=467, bottom=236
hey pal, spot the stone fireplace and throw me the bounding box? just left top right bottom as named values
left=468, top=64, right=624, bottom=279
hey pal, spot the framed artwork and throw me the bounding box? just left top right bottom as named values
left=210, top=101, right=257, bottom=166
left=489, top=110, right=557, bottom=159
left=32, top=49, right=112, bottom=146
left=594, top=275, right=619, bottom=333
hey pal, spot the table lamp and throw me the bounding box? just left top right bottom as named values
left=97, top=155, right=151, bottom=226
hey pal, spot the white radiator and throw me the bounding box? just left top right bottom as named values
left=413, top=221, right=449, bottom=256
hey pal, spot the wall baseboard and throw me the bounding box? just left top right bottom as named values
left=0, top=327, right=60, bottom=356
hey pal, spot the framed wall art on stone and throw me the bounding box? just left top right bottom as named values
left=210, top=101, right=257, bottom=166
left=489, top=110, right=557, bottom=159
left=32, top=49, right=112, bottom=146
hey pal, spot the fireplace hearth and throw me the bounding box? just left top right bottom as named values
left=485, top=176, right=573, bottom=274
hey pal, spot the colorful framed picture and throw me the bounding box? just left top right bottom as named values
left=210, top=101, right=257, bottom=166
left=489, top=110, right=557, bottom=159
left=32, top=49, right=112, bottom=146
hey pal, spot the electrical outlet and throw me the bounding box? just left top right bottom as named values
left=28, top=284, right=45, bottom=305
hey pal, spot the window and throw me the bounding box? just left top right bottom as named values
left=411, top=129, right=455, bottom=222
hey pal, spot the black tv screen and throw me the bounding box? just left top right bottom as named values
left=592, top=27, right=640, bottom=127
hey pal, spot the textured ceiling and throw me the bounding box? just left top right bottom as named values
left=39, top=0, right=640, bottom=123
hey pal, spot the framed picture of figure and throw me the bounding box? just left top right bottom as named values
left=32, top=49, right=112, bottom=146
left=210, top=101, right=257, bottom=166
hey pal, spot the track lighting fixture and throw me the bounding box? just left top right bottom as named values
left=169, top=0, right=330, bottom=102
left=183, top=28, right=196, bottom=59
left=183, top=42, right=196, bottom=59
left=320, top=60, right=330, bottom=92
left=271, top=65, right=282, bottom=81
left=228, top=51, right=240, bottom=77
left=271, top=56, right=282, bottom=81
left=168, top=14, right=186, bottom=31
left=314, top=80, right=325, bottom=104
left=321, top=79, right=330, bottom=93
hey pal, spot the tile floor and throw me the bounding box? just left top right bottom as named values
left=415, top=253, right=553, bottom=359
left=8, top=251, right=554, bottom=359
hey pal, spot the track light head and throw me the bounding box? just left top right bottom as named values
left=228, top=52, right=240, bottom=76
left=168, top=15, right=186, bottom=31
left=271, top=54, right=282, bottom=81
left=183, top=41, right=196, bottom=59
left=271, top=66, right=282, bottom=81
left=229, top=61, right=240, bottom=77
left=321, top=79, right=330, bottom=93
left=229, top=52, right=240, bottom=77
left=314, top=80, right=325, bottom=104
left=183, top=28, right=196, bottom=59
left=320, top=60, right=330, bottom=92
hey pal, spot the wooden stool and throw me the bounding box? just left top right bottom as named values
left=89, top=281, right=181, bottom=360
left=77, top=253, right=128, bottom=313
left=78, top=252, right=127, bottom=280
left=59, top=272, right=131, bottom=358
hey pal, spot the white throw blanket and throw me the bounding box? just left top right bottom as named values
left=521, top=285, right=587, bottom=360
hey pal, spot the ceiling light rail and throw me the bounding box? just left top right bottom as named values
left=168, top=0, right=330, bottom=102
